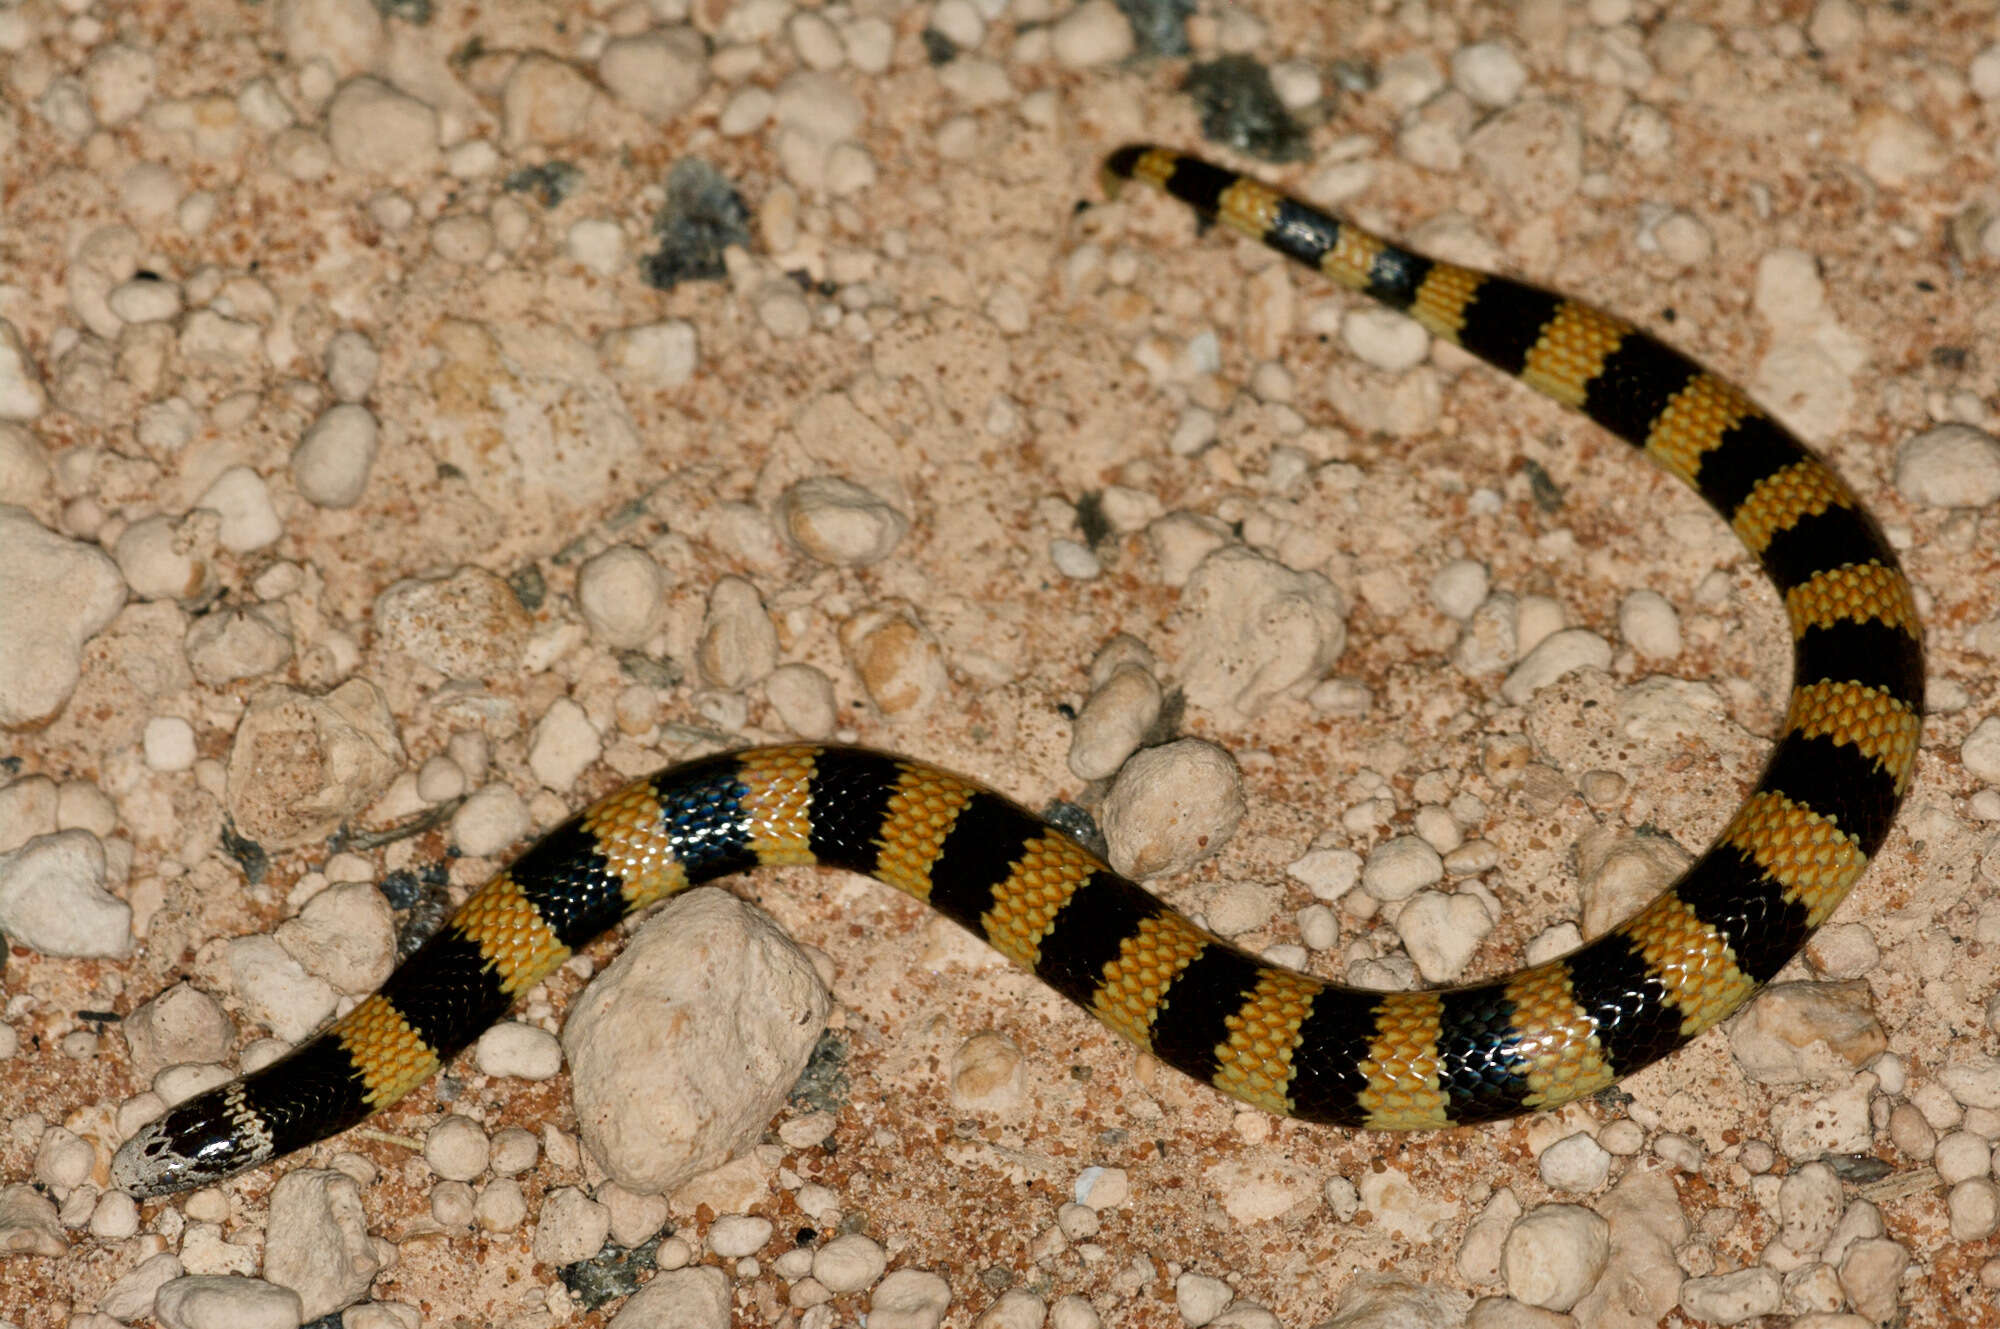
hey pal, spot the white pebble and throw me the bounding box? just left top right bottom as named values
left=1101, top=740, right=1245, bottom=879
left=600, top=321, right=699, bottom=389
left=453, top=783, right=532, bottom=858
left=708, top=1213, right=773, bottom=1258
left=1618, top=589, right=1682, bottom=659
left=1452, top=41, right=1528, bottom=106
left=324, top=330, right=379, bottom=402
left=474, top=1021, right=563, bottom=1081
left=107, top=276, right=182, bottom=323
left=1429, top=560, right=1490, bottom=620
left=325, top=76, right=439, bottom=176
left=567, top=218, right=624, bottom=277
left=813, top=1233, right=887, bottom=1293
left=778, top=475, right=908, bottom=566
left=1536, top=1132, right=1611, bottom=1193
left=291, top=403, right=379, bottom=508
left=576, top=545, right=664, bottom=648
left=1897, top=422, right=2000, bottom=508
left=196, top=466, right=282, bottom=551
left=1051, top=0, right=1134, bottom=67
left=1500, top=629, right=1612, bottom=704
left=142, top=715, right=198, bottom=771
left=1501, top=1203, right=1610, bottom=1312
left=1362, top=835, right=1443, bottom=902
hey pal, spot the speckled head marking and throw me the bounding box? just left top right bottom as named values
left=113, top=150, right=1923, bottom=1201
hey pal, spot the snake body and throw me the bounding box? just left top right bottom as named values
left=113, top=147, right=1923, bottom=1199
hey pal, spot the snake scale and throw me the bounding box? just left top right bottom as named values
left=113, top=147, right=1924, bottom=1199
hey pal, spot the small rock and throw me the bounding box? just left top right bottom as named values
left=778, top=475, right=908, bottom=566
left=562, top=890, right=830, bottom=1193
left=870, top=1268, right=953, bottom=1329
left=292, top=403, right=379, bottom=508
left=325, top=76, right=438, bottom=176
left=0, top=506, right=127, bottom=727
left=263, top=1169, right=381, bottom=1320
left=1502, top=1203, right=1611, bottom=1312
left=814, top=1232, right=888, bottom=1293
left=1051, top=0, right=1135, bottom=67
left=1100, top=739, right=1245, bottom=879
left=0, top=830, right=129, bottom=957
left=597, top=28, right=708, bottom=122
left=1678, top=1267, right=1782, bottom=1325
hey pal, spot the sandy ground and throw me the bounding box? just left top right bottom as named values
left=5, top=0, right=2000, bottom=1325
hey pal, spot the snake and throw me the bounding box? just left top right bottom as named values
left=113, top=146, right=1924, bottom=1199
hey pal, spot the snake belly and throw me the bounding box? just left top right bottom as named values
left=112, top=147, right=1924, bottom=1199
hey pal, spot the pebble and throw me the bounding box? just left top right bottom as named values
left=576, top=545, right=665, bottom=649
left=597, top=27, right=708, bottom=121
left=1342, top=307, right=1430, bottom=371
left=1100, top=739, right=1245, bottom=879
left=1430, top=559, right=1490, bottom=620
left=490, top=1126, right=539, bottom=1177
left=34, top=1126, right=93, bottom=1192
left=1074, top=1165, right=1130, bottom=1210
left=1051, top=0, right=1133, bottom=67
left=0, top=506, right=127, bottom=727
left=779, top=475, right=908, bottom=565
left=870, top=1268, right=953, bottom=1329
left=1949, top=1178, right=2000, bottom=1241
left=561, top=890, right=829, bottom=1192
left=1617, top=589, right=1682, bottom=659
left=1458, top=1188, right=1523, bottom=1285
left=0, top=319, right=46, bottom=419
left=1287, top=847, right=1361, bottom=902
left=1362, top=835, right=1443, bottom=902
left=229, top=933, right=337, bottom=1042
left=1943, top=1054, right=2000, bottom=1109
left=1502, top=1203, right=1610, bottom=1312
left=1174, top=546, right=1345, bottom=716
left=1068, top=664, right=1163, bottom=780
left=1536, top=1131, right=1611, bottom=1193
left=264, top=1169, right=381, bottom=1319
left=325, top=76, right=439, bottom=175
left=0, top=830, right=130, bottom=957
left=502, top=53, right=600, bottom=147
left=697, top=576, right=779, bottom=689
left=1838, top=1235, right=1906, bottom=1322
left=1175, top=1273, right=1233, bottom=1325
left=423, top=1115, right=490, bottom=1183
left=1895, top=422, right=2000, bottom=507
left=153, top=1275, right=302, bottom=1329
left=528, top=696, right=601, bottom=791
left=1395, top=889, right=1492, bottom=981
left=765, top=662, right=837, bottom=738
left=950, top=1031, right=1026, bottom=1112
left=325, top=329, right=379, bottom=401
left=100, top=1252, right=184, bottom=1320
left=1322, top=1271, right=1471, bottom=1326
left=1776, top=1160, right=1843, bottom=1254
left=1678, top=1266, right=1782, bottom=1324
left=1500, top=629, right=1612, bottom=704
left=530, top=1185, right=611, bottom=1266
left=1452, top=40, right=1529, bottom=106
left=975, top=1289, right=1046, bottom=1329
left=473, top=1020, right=562, bottom=1081
left=452, top=782, right=532, bottom=858
left=197, top=465, right=283, bottom=551
left=292, top=402, right=379, bottom=508
left=375, top=566, right=529, bottom=679
left=600, top=320, right=699, bottom=388
left=615, top=1265, right=729, bottom=1329
left=708, top=1213, right=773, bottom=1258
left=273, top=880, right=393, bottom=994
left=1962, top=717, right=2000, bottom=785
left=814, top=1232, right=888, bottom=1293
left=839, top=604, right=948, bottom=719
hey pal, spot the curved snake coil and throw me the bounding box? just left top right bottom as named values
left=113, top=147, right=1924, bottom=1199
